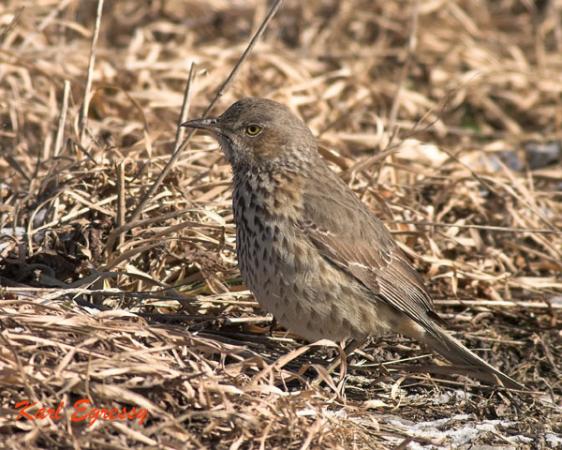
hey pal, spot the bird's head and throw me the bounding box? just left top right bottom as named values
left=182, top=97, right=317, bottom=170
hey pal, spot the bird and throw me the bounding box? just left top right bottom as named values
left=182, top=97, right=523, bottom=389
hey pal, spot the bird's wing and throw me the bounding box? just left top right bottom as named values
left=298, top=165, right=437, bottom=331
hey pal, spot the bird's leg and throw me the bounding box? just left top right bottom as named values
left=312, top=338, right=367, bottom=388
left=268, top=316, right=278, bottom=336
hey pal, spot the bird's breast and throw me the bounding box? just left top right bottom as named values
left=231, top=175, right=389, bottom=342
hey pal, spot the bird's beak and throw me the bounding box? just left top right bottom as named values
left=181, top=117, right=219, bottom=132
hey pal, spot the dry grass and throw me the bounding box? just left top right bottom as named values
left=1, top=1, right=561, bottom=448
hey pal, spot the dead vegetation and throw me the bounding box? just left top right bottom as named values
left=0, top=1, right=561, bottom=448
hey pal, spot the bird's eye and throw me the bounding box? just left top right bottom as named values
left=245, top=125, right=262, bottom=136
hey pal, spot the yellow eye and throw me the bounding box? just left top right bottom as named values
left=245, top=125, right=262, bottom=136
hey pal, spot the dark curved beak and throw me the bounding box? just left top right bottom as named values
left=181, top=117, right=219, bottom=131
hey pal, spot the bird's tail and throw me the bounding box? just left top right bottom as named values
left=420, top=326, right=523, bottom=389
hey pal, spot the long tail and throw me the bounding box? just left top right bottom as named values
left=421, top=326, right=523, bottom=389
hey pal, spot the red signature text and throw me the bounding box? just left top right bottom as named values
left=15, top=399, right=148, bottom=427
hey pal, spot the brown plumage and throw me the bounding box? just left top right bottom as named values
left=183, top=97, right=523, bottom=389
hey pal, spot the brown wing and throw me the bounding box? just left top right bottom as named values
left=299, top=163, right=437, bottom=332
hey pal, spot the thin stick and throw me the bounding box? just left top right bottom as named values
left=78, top=0, right=104, bottom=145
left=387, top=0, right=419, bottom=144
left=0, top=6, right=24, bottom=42
left=116, top=161, right=126, bottom=248
left=127, top=62, right=197, bottom=223
left=127, top=0, right=284, bottom=224
left=433, top=299, right=559, bottom=309
left=392, top=220, right=561, bottom=235
left=385, top=0, right=419, bottom=186
left=201, top=0, right=283, bottom=114
left=53, top=80, right=71, bottom=157
left=174, top=62, right=196, bottom=150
